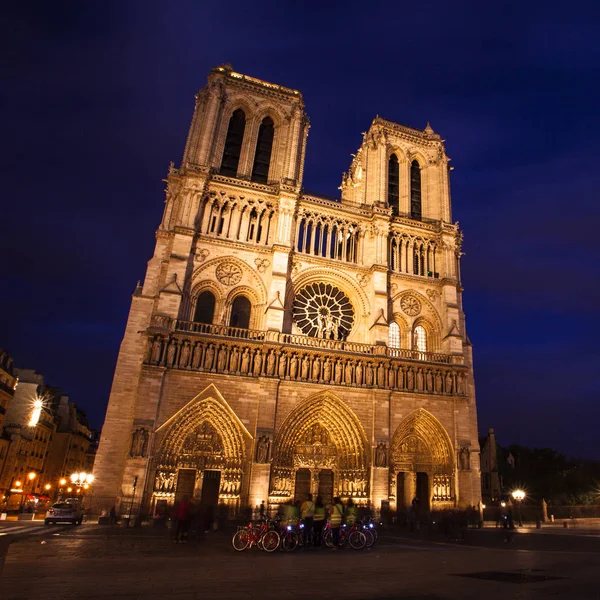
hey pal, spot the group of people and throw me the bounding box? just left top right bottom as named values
left=278, top=494, right=358, bottom=549
left=171, top=496, right=218, bottom=543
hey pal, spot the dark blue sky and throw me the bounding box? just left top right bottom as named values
left=3, top=1, right=599, bottom=457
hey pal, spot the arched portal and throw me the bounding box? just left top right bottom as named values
left=152, top=385, right=252, bottom=513
left=269, top=392, right=370, bottom=504
left=390, top=409, right=454, bottom=512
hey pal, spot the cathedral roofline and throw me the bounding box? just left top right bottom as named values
left=210, top=64, right=303, bottom=100
left=372, top=116, right=442, bottom=141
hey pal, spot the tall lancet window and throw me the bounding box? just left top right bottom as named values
left=388, top=154, right=399, bottom=214
left=220, top=109, right=246, bottom=177
left=193, top=291, right=216, bottom=324
left=251, top=117, right=274, bottom=183
left=410, top=160, right=422, bottom=219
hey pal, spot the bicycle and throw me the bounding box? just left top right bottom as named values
left=323, top=521, right=367, bottom=550
left=232, top=520, right=280, bottom=552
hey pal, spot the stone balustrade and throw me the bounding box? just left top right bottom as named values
left=146, top=318, right=467, bottom=396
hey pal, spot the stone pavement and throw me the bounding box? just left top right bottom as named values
left=1, top=524, right=600, bottom=599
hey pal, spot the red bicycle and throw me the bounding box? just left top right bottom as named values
left=232, top=520, right=280, bottom=552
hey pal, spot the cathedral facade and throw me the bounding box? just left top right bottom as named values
left=92, top=65, right=481, bottom=516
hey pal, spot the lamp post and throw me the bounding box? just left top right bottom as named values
left=512, top=489, right=525, bottom=527
left=70, top=473, right=94, bottom=497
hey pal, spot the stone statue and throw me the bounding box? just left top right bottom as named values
left=256, top=435, right=271, bottom=463
left=217, top=346, right=227, bottom=371
left=130, top=428, right=148, bottom=457
left=301, top=355, right=309, bottom=379
left=416, top=369, right=424, bottom=391
left=290, top=354, right=298, bottom=378
left=312, top=356, right=321, bottom=381
left=230, top=347, right=239, bottom=372
left=204, top=344, right=215, bottom=369
left=140, top=429, right=149, bottom=457
left=435, top=371, right=442, bottom=393
left=166, top=342, right=176, bottom=366
left=426, top=370, right=433, bottom=391
left=345, top=361, right=353, bottom=385
left=355, top=361, right=363, bottom=386
left=388, top=366, right=395, bottom=388
left=366, top=363, right=374, bottom=386
left=323, top=358, right=331, bottom=382
left=407, top=368, right=414, bottom=390
left=445, top=371, right=453, bottom=394
left=192, top=343, right=201, bottom=368
left=180, top=342, right=190, bottom=368
left=278, top=353, right=287, bottom=378
left=396, top=367, right=404, bottom=389
left=253, top=350, right=262, bottom=376
left=151, top=338, right=162, bottom=364
left=267, top=351, right=276, bottom=376
left=240, top=348, right=250, bottom=373
left=375, top=443, right=387, bottom=468
left=334, top=360, right=342, bottom=384
left=457, top=373, right=465, bottom=395
left=459, top=447, right=470, bottom=470
left=377, top=363, right=385, bottom=387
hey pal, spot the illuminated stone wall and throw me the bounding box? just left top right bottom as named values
left=92, top=65, right=481, bottom=515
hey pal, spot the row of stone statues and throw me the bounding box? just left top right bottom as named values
left=147, top=335, right=467, bottom=395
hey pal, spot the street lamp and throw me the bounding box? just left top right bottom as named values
left=70, top=472, right=94, bottom=487
left=512, top=489, right=526, bottom=527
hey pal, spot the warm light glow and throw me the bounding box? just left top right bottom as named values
left=44, top=484, right=51, bottom=491
left=83, top=484, right=89, bottom=490
left=87, top=474, right=94, bottom=484
left=481, top=504, right=486, bottom=509
left=79, top=472, right=86, bottom=482
left=501, top=501, right=506, bottom=508
left=28, top=472, right=36, bottom=481
left=512, top=489, right=526, bottom=501
left=67, top=487, right=72, bottom=492
left=28, top=398, right=44, bottom=427
left=70, top=473, right=78, bottom=483
left=15, top=480, right=22, bottom=487
left=59, top=478, right=67, bottom=486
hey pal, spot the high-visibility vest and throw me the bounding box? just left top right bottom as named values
left=330, top=503, right=344, bottom=526
left=301, top=501, right=315, bottom=518
left=345, top=505, right=357, bottom=524
left=314, top=506, right=325, bottom=521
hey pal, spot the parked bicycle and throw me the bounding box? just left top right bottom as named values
left=323, top=521, right=367, bottom=549
left=232, top=519, right=280, bottom=552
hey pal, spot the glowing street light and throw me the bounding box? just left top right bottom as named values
left=70, top=472, right=94, bottom=486
left=512, top=489, right=526, bottom=527
left=59, top=478, right=67, bottom=486
left=44, top=484, right=51, bottom=491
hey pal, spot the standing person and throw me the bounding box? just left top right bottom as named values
left=175, top=495, right=192, bottom=543
left=330, top=497, right=344, bottom=550
left=109, top=505, right=117, bottom=526
left=313, top=496, right=326, bottom=548
left=345, top=498, right=357, bottom=526
left=300, top=493, right=315, bottom=548
left=259, top=501, right=266, bottom=521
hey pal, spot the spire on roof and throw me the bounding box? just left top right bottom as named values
left=424, top=122, right=434, bottom=134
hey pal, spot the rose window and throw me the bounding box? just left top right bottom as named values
left=293, top=283, right=354, bottom=340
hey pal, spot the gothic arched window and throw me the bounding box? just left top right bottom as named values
left=410, top=160, right=422, bottom=220
left=389, top=322, right=400, bottom=349
left=230, top=295, right=251, bottom=329
left=413, top=325, right=427, bottom=354
left=194, top=291, right=216, bottom=324
left=220, top=109, right=246, bottom=177
left=251, top=117, right=274, bottom=183
left=388, top=154, right=399, bottom=214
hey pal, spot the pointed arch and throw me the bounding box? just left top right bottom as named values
left=410, top=159, right=422, bottom=220
left=220, top=109, right=246, bottom=177
left=388, top=153, right=399, bottom=214
left=390, top=408, right=454, bottom=473
left=251, top=116, right=274, bottom=183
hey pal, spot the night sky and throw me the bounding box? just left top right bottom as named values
left=3, top=2, right=599, bottom=458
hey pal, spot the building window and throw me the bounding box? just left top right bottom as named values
left=410, top=160, right=422, bottom=220
left=388, top=322, right=400, bottom=349
left=413, top=325, right=427, bottom=354
left=251, top=117, right=274, bottom=183
left=220, top=109, right=246, bottom=177
left=388, top=154, right=399, bottom=214
left=230, top=296, right=251, bottom=329
left=193, top=291, right=216, bottom=324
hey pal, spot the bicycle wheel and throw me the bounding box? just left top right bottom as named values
left=323, top=529, right=333, bottom=548
left=348, top=530, right=366, bottom=550
left=362, top=528, right=375, bottom=548
left=370, top=527, right=379, bottom=545
left=281, top=530, right=299, bottom=552
left=232, top=529, right=249, bottom=551
left=261, top=530, right=280, bottom=552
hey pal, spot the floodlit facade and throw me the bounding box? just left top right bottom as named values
left=93, top=65, right=481, bottom=516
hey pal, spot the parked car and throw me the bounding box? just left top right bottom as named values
left=44, top=500, right=84, bottom=525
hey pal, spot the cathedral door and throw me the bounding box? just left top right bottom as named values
left=416, top=472, right=430, bottom=511
left=200, top=470, right=221, bottom=508
left=318, top=470, right=334, bottom=505
left=396, top=472, right=407, bottom=509
left=175, top=468, right=196, bottom=504
left=294, top=469, right=311, bottom=502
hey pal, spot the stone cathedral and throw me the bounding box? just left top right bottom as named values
left=93, top=64, right=481, bottom=516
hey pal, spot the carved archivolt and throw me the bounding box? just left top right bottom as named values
left=390, top=408, right=454, bottom=475
left=270, top=392, right=370, bottom=499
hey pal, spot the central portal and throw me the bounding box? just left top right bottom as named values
left=318, top=469, right=334, bottom=504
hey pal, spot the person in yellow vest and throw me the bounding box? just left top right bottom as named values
left=300, top=493, right=315, bottom=547
left=345, top=498, right=357, bottom=525
left=313, top=496, right=326, bottom=548
left=329, top=496, right=344, bottom=549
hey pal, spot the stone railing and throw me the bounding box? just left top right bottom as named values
left=146, top=318, right=467, bottom=397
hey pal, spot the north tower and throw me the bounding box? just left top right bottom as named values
left=92, top=65, right=481, bottom=516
